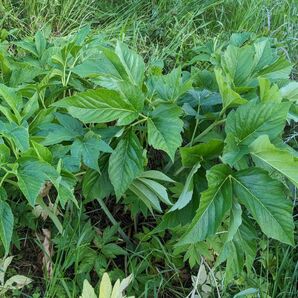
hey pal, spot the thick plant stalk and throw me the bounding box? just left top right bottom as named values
left=96, top=197, right=133, bottom=246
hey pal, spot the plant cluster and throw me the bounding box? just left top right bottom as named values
left=0, top=27, right=297, bottom=297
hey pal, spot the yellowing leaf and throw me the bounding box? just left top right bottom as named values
left=80, top=280, right=96, bottom=298
left=4, top=275, right=32, bottom=290
left=110, top=279, right=121, bottom=298
left=99, top=273, right=112, bottom=298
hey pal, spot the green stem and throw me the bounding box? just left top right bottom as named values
left=139, top=113, right=148, bottom=119
left=190, top=104, right=201, bottom=146
left=74, top=171, right=86, bottom=177
left=4, top=179, right=18, bottom=187
left=0, top=171, right=9, bottom=187
left=65, top=54, right=81, bottom=86
left=96, top=197, right=133, bottom=246
left=6, top=138, right=18, bottom=158
left=131, top=117, right=147, bottom=127
left=190, top=120, right=199, bottom=146
left=191, top=118, right=226, bottom=145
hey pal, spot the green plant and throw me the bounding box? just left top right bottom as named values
left=0, top=28, right=297, bottom=296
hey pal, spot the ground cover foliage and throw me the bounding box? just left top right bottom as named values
left=0, top=1, right=297, bottom=297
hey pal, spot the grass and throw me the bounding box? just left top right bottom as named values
left=1, top=0, right=297, bottom=68
left=0, top=0, right=297, bottom=297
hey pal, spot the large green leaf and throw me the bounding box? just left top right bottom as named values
left=56, top=171, right=77, bottom=208
left=147, top=103, right=183, bottom=161
left=0, top=141, right=10, bottom=163
left=73, top=49, right=128, bottom=89
left=129, top=180, right=162, bottom=212
left=55, top=112, right=84, bottom=133
left=38, top=123, right=79, bottom=146
left=83, top=157, right=113, bottom=202
left=225, top=202, right=243, bottom=242
left=280, top=81, right=298, bottom=103
left=17, top=158, right=76, bottom=208
left=180, top=139, right=223, bottom=167
left=179, top=164, right=232, bottom=245
left=30, top=140, right=53, bottom=163
left=108, top=131, right=143, bottom=198
left=100, top=47, right=130, bottom=81
left=139, top=170, right=175, bottom=183
left=17, top=159, right=58, bottom=206
left=146, top=67, right=192, bottom=102
left=38, top=113, right=83, bottom=146
left=137, top=177, right=172, bottom=206
left=258, top=77, right=281, bottom=103
left=217, top=210, right=257, bottom=283
left=215, top=69, right=247, bottom=110
left=83, top=169, right=112, bottom=202
left=0, top=201, right=14, bottom=255
left=71, top=132, right=112, bottom=172
left=9, top=61, right=43, bottom=87
left=0, top=84, right=22, bottom=121
left=220, top=38, right=291, bottom=87
left=256, top=56, right=292, bottom=82
left=0, top=121, right=29, bottom=152
left=252, top=38, right=277, bottom=73
left=115, top=81, right=145, bottom=113
left=169, top=162, right=200, bottom=211
left=115, top=41, right=145, bottom=86
left=37, top=113, right=84, bottom=146
left=232, top=168, right=294, bottom=245
left=34, top=30, right=47, bottom=57
left=221, top=44, right=255, bottom=86
left=53, top=88, right=140, bottom=126
left=223, top=101, right=290, bottom=165
left=250, top=135, right=298, bottom=187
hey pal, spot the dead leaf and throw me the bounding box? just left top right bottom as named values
left=39, top=181, right=52, bottom=197
left=41, top=229, right=53, bottom=278
left=32, top=205, right=48, bottom=220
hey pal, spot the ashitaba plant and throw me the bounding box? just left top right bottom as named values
left=0, top=28, right=297, bottom=295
